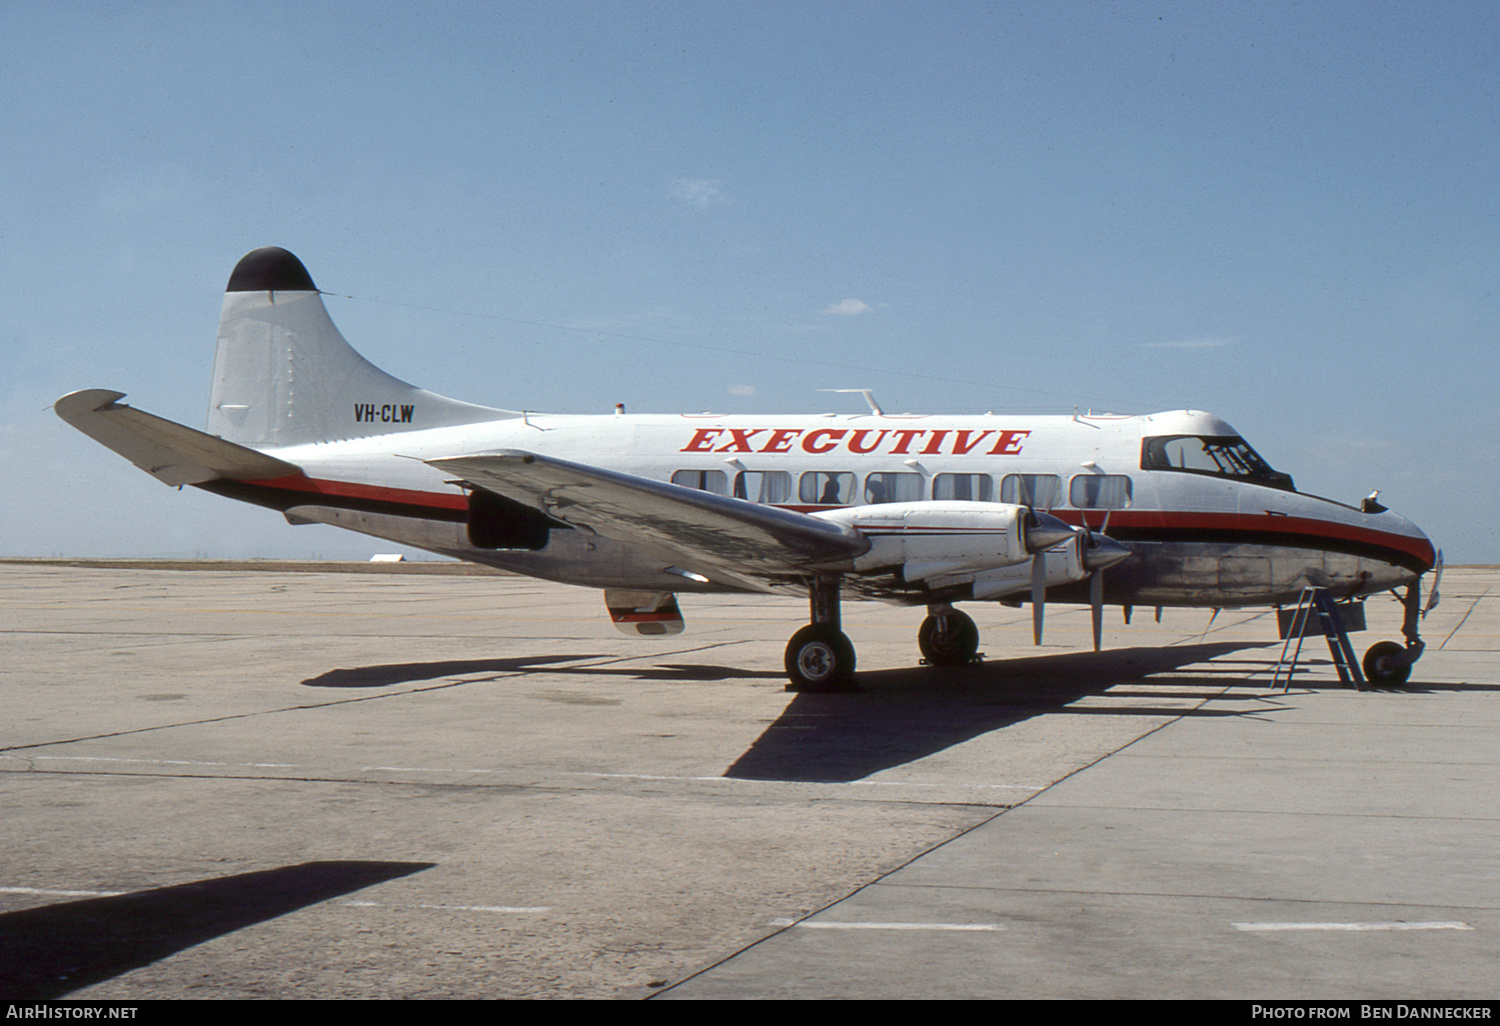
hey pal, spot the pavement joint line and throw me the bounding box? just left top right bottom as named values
left=340, top=901, right=551, bottom=913
left=570, top=771, right=1045, bottom=789
left=1232, top=921, right=1475, bottom=932
left=776, top=920, right=1006, bottom=931
left=0, top=887, right=548, bottom=913
left=1439, top=588, right=1491, bottom=650
left=872, top=881, right=1500, bottom=912
left=0, top=670, right=549, bottom=753
left=8, top=757, right=1037, bottom=801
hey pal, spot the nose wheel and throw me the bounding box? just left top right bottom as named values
left=1362, top=640, right=1412, bottom=687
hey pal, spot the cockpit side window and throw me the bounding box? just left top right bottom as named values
left=1141, top=435, right=1295, bottom=491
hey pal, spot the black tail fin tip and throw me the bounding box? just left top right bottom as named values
left=226, top=247, right=317, bottom=293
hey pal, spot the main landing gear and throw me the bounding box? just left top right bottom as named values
left=783, top=581, right=984, bottom=691
left=784, top=576, right=857, bottom=691
left=918, top=605, right=980, bottom=666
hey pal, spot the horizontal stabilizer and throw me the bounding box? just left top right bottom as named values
left=55, top=389, right=301, bottom=487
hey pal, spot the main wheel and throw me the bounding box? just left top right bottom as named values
left=918, top=610, right=980, bottom=666
left=1363, top=640, right=1411, bottom=687
left=785, top=624, right=857, bottom=692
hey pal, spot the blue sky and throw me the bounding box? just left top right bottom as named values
left=3, top=1, right=1497, bottom=562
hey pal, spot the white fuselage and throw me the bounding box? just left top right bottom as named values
left=230, top=406, right=1434, bottom=610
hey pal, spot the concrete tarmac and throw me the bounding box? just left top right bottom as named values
left=0, top=561, right=1495, bottom=1000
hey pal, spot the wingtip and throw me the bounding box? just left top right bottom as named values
left=226, top=247, right=317, bottom=292
left=54, top=388, right=127, bottom=421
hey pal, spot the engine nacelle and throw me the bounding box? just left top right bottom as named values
left=812, top=502, right=1073, bottom=583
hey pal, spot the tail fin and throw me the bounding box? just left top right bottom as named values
left=207, top=247, right=511, bottom=448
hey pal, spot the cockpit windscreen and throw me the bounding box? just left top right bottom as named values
left=1141, top=435, right=1295, bottom=491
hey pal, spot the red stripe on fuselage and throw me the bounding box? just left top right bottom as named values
left=235, top=475, right=1433, bottom=571
left=1056, top=508, right=1435, bottom=568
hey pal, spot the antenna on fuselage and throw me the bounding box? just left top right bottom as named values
left=820, top=389, right=884, bottom=415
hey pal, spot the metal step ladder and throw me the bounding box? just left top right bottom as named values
left=1272, top=587, right=1366, bottom=691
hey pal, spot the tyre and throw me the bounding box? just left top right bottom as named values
left=918, top=611, right=980, bottom=666
left=785, top=624, right=857, bottom=691
left=1362, top=640, right=1411, bottom=687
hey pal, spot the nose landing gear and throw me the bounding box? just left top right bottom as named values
left=1362, top=579, right=1428, bottom=688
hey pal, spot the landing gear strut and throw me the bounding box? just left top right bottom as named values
left=918, top=605, right=979, bottom=666
left=784, top=575, right=856, bottom=691
left=1362, top=581, right=1427, bottom=687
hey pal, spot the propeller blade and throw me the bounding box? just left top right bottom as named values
left=1031, top=552, right=1046, bottom=645
left=1090, top=568, right=1104, bottom=652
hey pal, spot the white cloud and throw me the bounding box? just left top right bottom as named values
left=1143, top=336, right=1235, bottom=349
left=96, top=164, right=191, bottom=217
left=728, top=384, right=756, bottom=396
left=823, top=298, right=871, bottom=316
left=669, top=179, right=729, bottom=208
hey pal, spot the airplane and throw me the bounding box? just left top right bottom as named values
left=56, top=247, right=1440, bottom=691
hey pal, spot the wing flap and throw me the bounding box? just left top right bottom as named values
left=426, top=450, right=869, bottom=580
left=55, top=389, right=302, bottom=486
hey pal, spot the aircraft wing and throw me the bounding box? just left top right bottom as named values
left=427, top=450, right=870, bottom=587
left=55, top=389, right=302, bottom=486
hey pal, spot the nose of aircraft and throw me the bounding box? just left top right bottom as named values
left=1366, top=506, right=1438, bottom=591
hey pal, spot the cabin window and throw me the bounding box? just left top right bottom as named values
left=863, top=472, right=923, bottom=505
left=1140, top=435, right=1295, bottom=491
left=733, top=470, right=793, bottom=504
left=672, top=469, right=728, bottom=494
left=1069, top=474, right=1133, bottom=509
left=933, top=473, right=993, bottom=502
left=799, top=471, right=856, bottom=505
left=1000, top=474, right=1062, bottom=509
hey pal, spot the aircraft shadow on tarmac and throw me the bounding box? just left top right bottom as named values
left=292, top=642, right=1480, bottom=784
left=0, top=860, right=432, bottom=999
left=297, top=643, right=1289, bottom=782
left=726, top=641, right=1277, bottom=783
left=301, top=656, right=782, bottom=688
